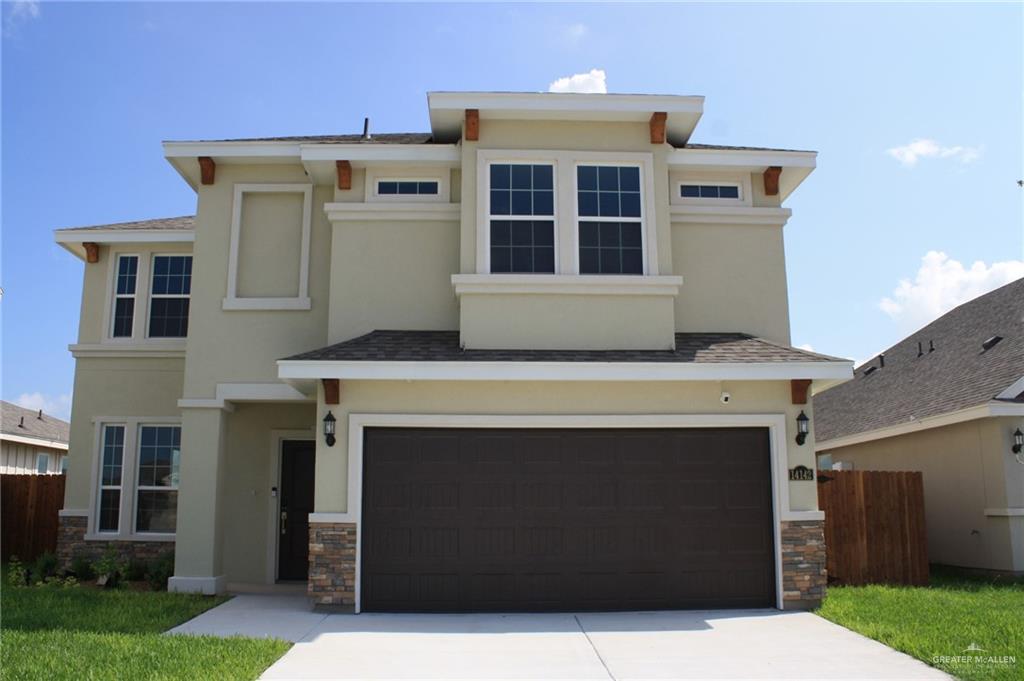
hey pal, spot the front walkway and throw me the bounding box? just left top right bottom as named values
left=170, top=596, right=949, bottom=680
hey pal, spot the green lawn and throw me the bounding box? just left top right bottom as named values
left=818, top=567, right=1024, bottom=681
left=1, top=577, right=290, bottom=681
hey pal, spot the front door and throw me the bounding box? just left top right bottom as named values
left=278, top=440, right=315, bottom=581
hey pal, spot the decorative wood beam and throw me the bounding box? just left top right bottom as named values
left=791, top=379, right=812, bottom=405
left=322, top=378, right=340, bottom=405
left=649, top=112, right=667, bottom=144
left=464, top=109, right=479, bottom=141
left=83, top=242, right=100, bottom=264
left=198, top=156, right=216, bottom=185
left=336, top=160, right=352, bottom=190
left=763, top=166, right=782, bottom=196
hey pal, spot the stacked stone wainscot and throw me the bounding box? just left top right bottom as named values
left=780, top=519, right=827, bottom=609
left=308, top=521, right=357, bottom=612
left=56, top=515, right=173, bottom=570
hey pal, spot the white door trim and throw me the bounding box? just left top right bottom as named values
left=266, top=431, right=315, bottom=585
left=324, top=412, right=796, bottom=613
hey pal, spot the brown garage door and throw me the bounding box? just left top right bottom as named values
left=361, top=427, right=775, bottom=612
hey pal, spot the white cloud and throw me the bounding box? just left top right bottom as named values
left=563, top=23, right=588, bottom=45
left=796, top=343, right=815, bottom=352
left=879, top=251, right=1024, bottom=330
left=548, top=69, right=607, bottom=94
left=886, top=138, right=981, bottom=167
left=4, top=0, right=40, bottom=34
left=13, top=392, right=72, bottom=421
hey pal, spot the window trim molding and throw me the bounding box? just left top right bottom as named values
left=224, top=183, right=313, bottom=311
left=132, top=424, right=181, bottom=536
left=572, top=161, right=649, bottom=275
left=102, top=250, right=150, bottom=344
left=672, top=174, right=752, bottom=207
left=364, top=167, right=449, bottom=203
left=36, top=452, right=50, bottom=474
left=110, top=254, right=140, bottom=339
left=145, top=253, right=193, bottom=340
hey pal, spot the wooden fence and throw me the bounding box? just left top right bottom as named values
left=817, top=469, right=929, bottom=586
left=1, top=474, right=66, bottom=563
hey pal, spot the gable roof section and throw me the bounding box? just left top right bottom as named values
left=1, top=401, right=70, bottom=448
left=54, top=216, right=195, bottom=260
left=815, top=277, right=1024, bottom=444
left=56, top=215, right=195, bottom=232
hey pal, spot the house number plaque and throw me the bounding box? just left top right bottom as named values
left=788, top=465, right=814, bottom=481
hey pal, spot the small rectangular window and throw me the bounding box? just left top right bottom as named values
left=112, top=255, right=138, bottom=338
left=36, top=453, right=50, bottom=474
left=488, top=163, right=555, bottom=273
left=135, top=425, right=180, bottom=533
left=98, top=425, right=125, bottom=532
left=377, top=180, right=439, bottom=196
left=148, top=256, right=192, bottom=338
left=577, top=165, right=644, bottom=275
left=680, top=184, right=741, bottom=200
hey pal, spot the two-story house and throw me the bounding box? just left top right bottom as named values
left=54, top=91, right=852, bottom=613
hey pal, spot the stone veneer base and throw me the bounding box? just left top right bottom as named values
left=56, top=516, right=174, bottom=570
left=780, top=519, right=827, bottom=609
left=309, top=522, right=357, bottom=609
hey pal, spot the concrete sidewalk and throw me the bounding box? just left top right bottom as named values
left=169, top=596, right=950, bottom=680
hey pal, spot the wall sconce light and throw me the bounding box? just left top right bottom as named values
left=323, top=410, right=336, bottom=447
left=1013, top=428, right=1023, bottom=456
left=795, top=410, right=810, bottom=446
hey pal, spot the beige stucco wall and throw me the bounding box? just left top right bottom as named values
left=0, top=440, right=66, bottom=474
left=821, top=417, right=1024, bottom=572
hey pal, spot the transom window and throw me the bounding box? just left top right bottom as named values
left=488, top=163, right=555, bottom=273
left=577, top=165, right=644, bottom=274
left=135, top=425, right=180, bottom=533
left=112, top=255, right=138, bottom=338
left=377, top=180, right=439, bottom=196
left=98, top=425, right=125, bottom=532
left=681, top=183, right=740, bottom=199
left=148, top=255, right=192, bottom=338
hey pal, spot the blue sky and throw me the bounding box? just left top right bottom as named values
left=3, top=2, right=1022, bottom=419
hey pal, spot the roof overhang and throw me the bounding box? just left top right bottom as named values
left=428, top=91, right=705, bottom=145
left=54, top=227, right=195, bottom=260
left=0, top=432, right=69, bottom=451
left=667, top=148, right=817, bottom=202
left=816, top=400, right=1024, bottom=451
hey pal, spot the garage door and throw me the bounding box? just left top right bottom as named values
left=361, top=427, right=776, bottom=612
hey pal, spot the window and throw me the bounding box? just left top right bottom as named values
left=488, top=163, right=555, bottom=273
left=148, top=255, right=191, bottom=338
left=680, top=183, right=740, bottom=200
left=36, top=453, right=49, bottom=474
left=377, top=180, right=439, bottom=196
left=135, top=425, right=180, bottom=533
left=112, top=255, right=138, bottom=338
left=98, top=425, right=125, bottom=532
left=577, top=165, right=643, bottom=274
left=60, top=457, right=68, bottom=474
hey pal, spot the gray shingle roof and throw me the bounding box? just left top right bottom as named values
left=815, top=277, right=1024, bottom=443
left=681, top=143, right=813, bottom=153
left=57, top=215, right=194, bottom=232
left=1, top=401, right=70, bottom=444
left=284, top=330, right=845, bottom=364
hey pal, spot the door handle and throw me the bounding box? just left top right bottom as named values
left=280, top=510, right=287, bottom=535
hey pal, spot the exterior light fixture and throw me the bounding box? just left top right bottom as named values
left=1013, top=428, right=1023, bottom=456
left=795, top=410, right=810, bottom=446
left=323, top=411, right=337, bottom=447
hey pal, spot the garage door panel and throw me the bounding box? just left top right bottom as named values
left=362, top=427, right=775, bottom=612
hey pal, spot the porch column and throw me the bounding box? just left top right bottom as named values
left=169, top=406, right=228, bottom=594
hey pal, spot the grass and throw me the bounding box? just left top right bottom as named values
left=1, top=571, right=290, bottom=681
left=818, top=566, right=1024, bottom=681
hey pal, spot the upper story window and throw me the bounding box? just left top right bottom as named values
left=680, top=183, right=741, bottom=200
left=377, top=180, right=439, bottom=196
left=577, top=165, right=644, bottom=275
left=148, top=255, right=192, bottom=338
left=488, top=163, right=555, bottom=273
left=112, top=255, right=138, bottom=338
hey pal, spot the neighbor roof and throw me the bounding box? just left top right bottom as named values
left=56, top=215, right=195, bottom=233
left=284, top=330, right=845, bottom=364
left=1, top=401, right=70, bottom=445
left=815, top=277, right=1024, bottom=443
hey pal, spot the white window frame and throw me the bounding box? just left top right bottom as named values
left=36, top=453, right=50, bottom=474
left=476, top=149, right=659, bottom=276
left=672, top=173, right=752, bottom=207
left=482, top=158, right=559, bottom=275
left=110, top=254, right=140, bottom=339
left=145, top=253, right=193, bottom=340
left=364, top=167, right=449, bottom=203
left=132, top=423, right=181, bottom=536
left=86, top=416, right=179, bottom=542
left=573, top=161, right=648, bottom=276
left=225, top=183, right=313, bottom=311
left=95, top=423, right=126, bottom=534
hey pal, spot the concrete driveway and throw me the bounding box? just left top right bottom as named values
left=170, top=595, right=949, bottom=680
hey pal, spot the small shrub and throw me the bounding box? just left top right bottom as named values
left=94, top=545, right=126, bottom=587
left=126, top=559, right=148, bottom=582
left=39, top=574, right=79, bottom=589
left=70, top=554, right=96, bottom=581
left=147, top=552, right=175, bottom=591
left=7, top=556, right=27, bottom=587
left=29, top=552, right=58, bottom=584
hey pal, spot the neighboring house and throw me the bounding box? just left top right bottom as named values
left=815, top=278, right=1024, bottom=574
left=1, top=401, right=70, bottom=475
left=53, top=91, right=852, bottom=612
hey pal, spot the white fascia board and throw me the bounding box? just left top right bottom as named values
left=816, top=401, right=1024, bottom=451
left=299, top=144, right=460, bottom=165
left=0, top=432, right=69, bottom=451
left=162, top=141, right=303, bottom=160
left=997, top=375, right=1024, bottom=400
left=54, top=229, right=195, bottom=245
left=324, top=202, right=461, bottom=222
left=668, top=148, right=817, bottom=169
left=278, top=359, right=853, bottom=382
left=670, top=205, right=792, bottom=226
left=451, top=273, right=683, bottom=297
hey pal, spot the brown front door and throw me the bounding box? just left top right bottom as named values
left=278, top=440, right=315, bottom=581
left=361, top=427, right=776, bottom=612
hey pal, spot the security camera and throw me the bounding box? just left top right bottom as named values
left=720, top=392, right=731, bottom=405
